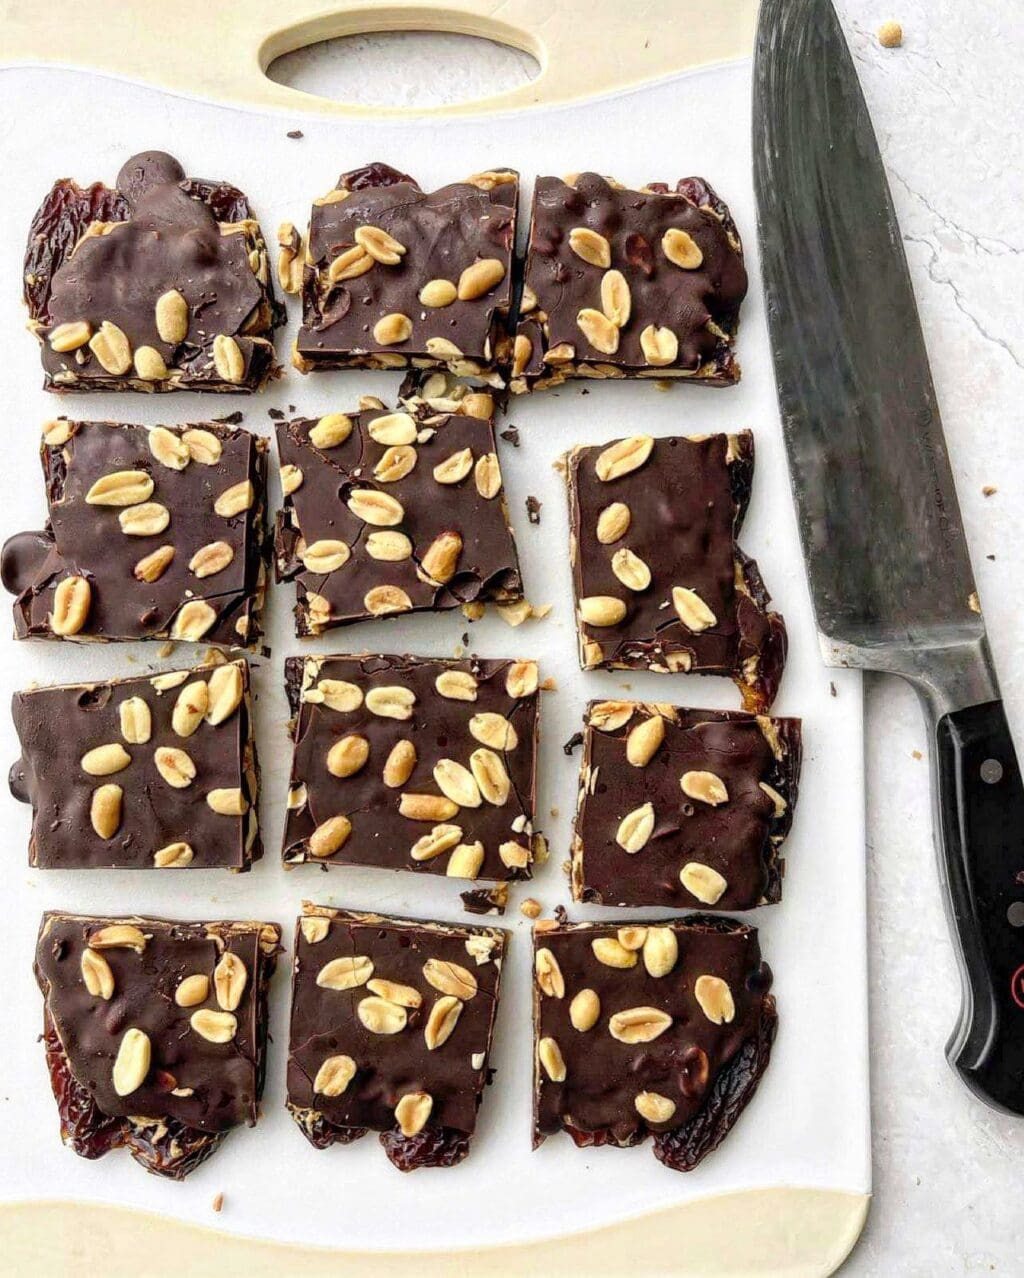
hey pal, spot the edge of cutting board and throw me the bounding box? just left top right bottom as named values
left=0, top=3, right=869, bottom=1275
left=3, top=0, right=756, bottom=118
left=0, top=1189, right=870, bottom=1276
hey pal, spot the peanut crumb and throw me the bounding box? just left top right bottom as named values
left=968, top=591, right=981, bottom=614
left=878, top=20, right=903, bottom=48
left=540, top=676, right=558, bottom=691
left=550, top=807, right=560, bottom=819
left=911, top=749, right=923, bottom=760
left=982, top=485, right=997, bottom=497
left=520, top=897, right=542, bottom=920
left=212, top=1192, right=225, bottom=1213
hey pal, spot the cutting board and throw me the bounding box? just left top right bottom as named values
left=0, top=3, right=870, bottom=1273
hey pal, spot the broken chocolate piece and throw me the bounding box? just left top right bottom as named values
left=566, top=431, right=786, bottom=710
left=10, top=659, right=261, bottom=870
left=25, top=150, right=282, bottom=393
left=512, top=174, right=746, bottom=392
left=287, top=905, right=506, bottom=1170
left=2, top=418, right=268, bottom=648
left=532, top=915, right=775, bottom=1170
left=571, top=701, right=801, bottom=909
left=282, top=653, right=541, bottom=881
left=34, top=911, right=281, bottom=1179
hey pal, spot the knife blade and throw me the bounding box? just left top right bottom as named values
left=754, top=0, right=1024, bottom=1114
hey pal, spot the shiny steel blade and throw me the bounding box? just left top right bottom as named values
left=753, top=0, right=983, bottom=673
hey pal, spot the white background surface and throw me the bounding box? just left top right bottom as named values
left=220, top=6, right=1024, bottom=1272
left=0, top=46, right=872, bottom=1258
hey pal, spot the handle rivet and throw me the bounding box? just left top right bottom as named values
left=981, top=758, right=1003, bottom=784
left=1007, top=902, right=1024, bottom=928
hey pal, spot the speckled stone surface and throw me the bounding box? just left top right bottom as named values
left=277, top=10, right=1024, bottom=1272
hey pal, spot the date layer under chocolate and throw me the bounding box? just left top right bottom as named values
left=567, top=432, right=786, bottom=710
left=282, top=653, right=542, bottom=880
left=274, top=396, right=522, bottom=635
left=10, top=659, right=260, bottom=870
left=35, top=912, right=281, bottom=1179
left=291, top=163, right=516, bottom=386
left=287, top=905, right=506, bottom=1170
left=571, top=701, right=802, bottom=910
left=532, top=916, right=775, bottom=1171
left=1, top=418, right=268, bottom=648
left=25, top=150, right=282, bottom=393
left=512, top=174, right=747, bottom=392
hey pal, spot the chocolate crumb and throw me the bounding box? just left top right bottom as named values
left=268, top=408, right=285, bottom=420
left=526, top=495, right=542, bottom=525
left=554, top=905, right=569, bottom=924
left=987, top=554, right=996, bottom=561
left=287, top=130, right=304, bottom=139
left=214, top=411, right=244, bottom=425
left=563, top=732, right=584, bottom=756
left=500, top=425, right=520, bottom=447
left=829, top=681, right=837, bottom=698
left=460, top=885, right=508, bottom=916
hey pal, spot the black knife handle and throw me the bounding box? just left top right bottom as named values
left=937, top=699, right=1024, bottom=1113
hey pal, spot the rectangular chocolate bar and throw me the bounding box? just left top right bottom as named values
left=512, top=173, right=747, bottom=392
left=25, top=150, right=282, bottom=393
left=2, top=418, right=268, bottom=648
left=282, top=654, right=542, bottom=880
left=532, top=916, right=775, bottom=1171
left=571, top=701, right=802, bottom=910
left=274, top=396, right=522, bottom=635
left=566, top=431, right=786, bottom=710
left=35, top=912, right=281, bottom=1179
left=291, top=163, right=517, bottom=386
left=287, top=905, right=507, bottom=1170
left=11, top=659, right=260, bottom=870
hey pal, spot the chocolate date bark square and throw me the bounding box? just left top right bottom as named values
left=11, top=659, right=261, bottom=870
left=282, top=654, right=542, bottom=881
left=567, top=431, right=787, bottom=711
left=290, top=163, right=517, bottom=385
left=2, top=418, right=268, bottom=648
left=511, top=173, right=747, bottom=393
left=532, top=916, right=776, bottom=1172
left=25, top=150, right=282, bottom=393
left=34, top=912, right=281, bottom=1179
left=571, top=701, right=802, bottom=910
left=287, top=905, right=506, bottom=1171
left=273, top=397, right=522, bottom=635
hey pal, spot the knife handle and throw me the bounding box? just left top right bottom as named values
left=937, top=699, right=1024, bottom=1114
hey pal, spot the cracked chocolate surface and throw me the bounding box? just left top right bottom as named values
left=287, top=906, right=506, bottom=1170
left=35, top=912, right=281, bottom=1179
left=274, top=403, right=522, bottom=635
left=10, top=660, right=260, bottom=870
left=571, top=702, right=802, bottom=910
left=25, top=150, right=282, bottom=393
left=294, top=163, right=516, bottom=384
left=1, top=419, right=268, bottom=648
left=567, top=432, right=787, bottom=710
left=532, top=916, right=775, bottom=1171
left=512, top=174, right=747, bottom=392
left=282, top=654, right=541, bottom=880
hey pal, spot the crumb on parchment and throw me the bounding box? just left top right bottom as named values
left=878, top=20, right=903, bottom=48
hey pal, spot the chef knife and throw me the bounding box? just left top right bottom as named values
left=753, top=0, right=1024, bottom=1114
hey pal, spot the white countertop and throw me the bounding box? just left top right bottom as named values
left=276, top=6, right=1024, bottom=1271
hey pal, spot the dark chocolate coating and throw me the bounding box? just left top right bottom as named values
left=568, top=432, right=787, bottom=710
left=532, top=916, right=775, bottom=1171
left=572, top=703, right=802, bottom=910
left=274, top=407, right=521, bottom=635
left=10, top=660, right=260, bottom=870
left=25, top=151, right=281, bottom=393
left=35, top=912, right=281, bottom=1178
left=2, top=419, right=268, bottom=648
left=513, top=174, right=747, bottom=392
left=282, top=654, right=541, bottom=880
left=287, top=908, right=506, bottom=1170
left=295, top=164, right=516, bottom=380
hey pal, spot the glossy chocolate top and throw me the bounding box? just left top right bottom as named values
left=513, top=174, right=747, bottom=390
left=25, top=150, right=280, bottom=392
left=274, top=405, right=521, bottom=635
left=2, top=419, right=268, bottom=648
left=35, top=912, right=281, bottom=1134
left=572, top=702, right=802, bottom=910
left=567, top=432, right=786, bottom=710
left=288, top=908, right=506, bottom=1138
left=533, top=916, right=773, bottom=1150
left=296, top=163, right=516, bottom=373
left=282, top=654, right=541, bottom=881
left=10, top=660, right=259, bottom=870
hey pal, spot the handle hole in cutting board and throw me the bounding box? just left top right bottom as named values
left=264, top=22, right=540, bottom=110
